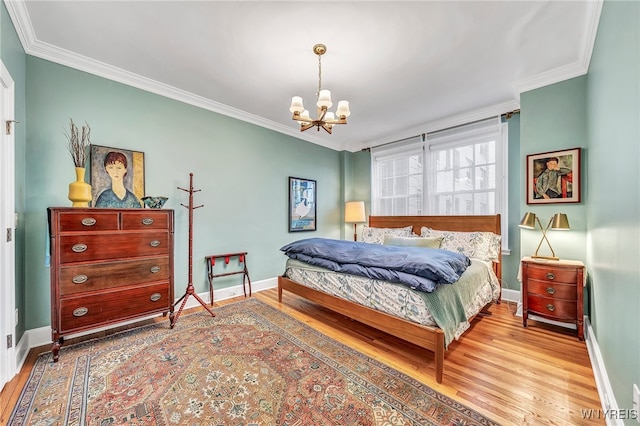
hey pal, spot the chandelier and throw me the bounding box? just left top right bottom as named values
left=289, top=44, right=351, bottom=134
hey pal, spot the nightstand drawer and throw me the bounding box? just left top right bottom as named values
left=524, top=264, right=577, bottom=283
left=527, top=279, right=577, bottom=299
left=527, top=295, right=577, bottom=320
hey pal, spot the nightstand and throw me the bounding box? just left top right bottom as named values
left=521, top=257, right=585, bottom=340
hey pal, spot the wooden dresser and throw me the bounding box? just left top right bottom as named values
left=521, top=257, right=585, bottom=340
left=48, top=207, right=174, bottom=361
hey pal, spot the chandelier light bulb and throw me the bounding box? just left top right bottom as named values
left=289, top=44, right=350, bottom=134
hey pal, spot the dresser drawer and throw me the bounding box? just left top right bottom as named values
left=59, top=257, right=170, bottom=295
left=527, top=295, right=577, bottom=320
left=526, top=279, right=577, bottom=299
left=122, top=211, right=170, bottom=230
left=524, top=264, right=578, bottom=284
left=56, top=211, right=119, bottom=232
left=58, top=231, right=170, bottom=263
left=59, top=282, right=170, bottom=334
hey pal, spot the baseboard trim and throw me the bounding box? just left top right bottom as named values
left=15, top=277, right=278, bottom=368
left=585, top=317, right=623, bottom=425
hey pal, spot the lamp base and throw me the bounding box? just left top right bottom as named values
left=531, top=254, right=559, bottom=261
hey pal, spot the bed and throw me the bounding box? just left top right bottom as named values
left=277, top=215, right=502, bottom=383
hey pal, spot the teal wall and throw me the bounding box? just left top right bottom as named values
left=1, top=2, right=27, bottom=341
left=24, top=56, right=343, bottom=329
left=586, top=0, right=640, bottom=416
left=3, top=0, right=639, bottom=415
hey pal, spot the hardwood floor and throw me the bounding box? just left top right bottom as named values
left=1, top=288, right=603, bottom=425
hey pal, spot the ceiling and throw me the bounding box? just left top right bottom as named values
left=5, top=1, right=602, bottom=152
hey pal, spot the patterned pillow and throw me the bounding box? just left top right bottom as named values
left=361, top=225, right=413, bottom=244
left=383, top=235, right=443, bottom=249
left=420, top=227, right=501, bottom=262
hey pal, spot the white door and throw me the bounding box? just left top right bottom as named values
left=0, top=61, right=16, bottom=389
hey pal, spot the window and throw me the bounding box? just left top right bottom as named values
left=371, top=117, right=509, bottom=248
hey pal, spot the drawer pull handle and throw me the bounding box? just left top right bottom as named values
left=72, top=243, right=87, bottom=253
left=546, top=304, right=555, bottom=312
left=72, top=274, right=88, bottom=284
left=150, top=240, right=161, bottom=247
left=150, top=266, right=161, bottom=273
left=150, top=293, right=162, bottom=302
left=81, top=217, right=97, bottom=226
left=73, top=307, right=88, bottom=317
left=142, top=218, right=154, bottom=226
left=546, top=287, right=555, bottom=295
left=546, top=272, right=555, bottom=280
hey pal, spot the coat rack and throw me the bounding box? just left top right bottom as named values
left=170, top=173, right=216, bottom=328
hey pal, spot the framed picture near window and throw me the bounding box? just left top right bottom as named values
left=527, top=147, right=581, bottom=204
left=288, top=176, right=316, bottom=232
left=90, top=145, right=145, bottom=208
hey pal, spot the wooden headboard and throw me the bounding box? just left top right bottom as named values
left=369, top=215, right=502, bottom=281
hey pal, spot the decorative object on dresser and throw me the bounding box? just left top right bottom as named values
left=171, top=173, right=216, bottom=327
left=90, top=144, right=145, bottom=208
left=141, top=195, right=168, bottom=209
left=527, top=147, right=581, bottom=204
left=344, top=200, right=366, bottom=241
left=64, top=119, right=92, bottom=207
left=48, top=207, right=175, bottom=361
left=519, top=211, right=571, bottom=260
left=520, top=257, right=585, bottom=340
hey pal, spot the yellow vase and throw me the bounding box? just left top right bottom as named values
left=68, top=167, right=92, bottom=207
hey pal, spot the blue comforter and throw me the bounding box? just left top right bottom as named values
left=280, top=238, right=470, bottom=293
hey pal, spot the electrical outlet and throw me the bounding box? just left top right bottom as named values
left=633, top=384, right=640, bottom=423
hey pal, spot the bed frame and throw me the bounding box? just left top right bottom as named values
left=278, top=215, right=501, bottom=383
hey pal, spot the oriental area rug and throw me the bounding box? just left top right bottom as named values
left=9, top=298, right=499, bottom=425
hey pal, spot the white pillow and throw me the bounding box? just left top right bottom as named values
left=361, top=225, right=413, bottom=244
left=383, top=235, right=443, bottom=248
left=420, top=227, right=501, bottom=262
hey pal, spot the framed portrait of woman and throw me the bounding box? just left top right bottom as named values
left=90, top=145, right=145, bottom=208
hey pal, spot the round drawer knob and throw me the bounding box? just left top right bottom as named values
left=142, top=218, right=154, bottom=226
left=150, top=266, right=161, bottom=273
left=81, top=217, right=97, bottom=226
left=72, top=274, right=88, bottom=284
left=150, top=293, right=162, bottom=302
left=546, top=287, right=555, bottom=295
left=149, top=240, right=161, bottom=247
left=546, top=304, right=555, bottom=312
left=546, top=272, right=556, bottom=280
left=73, top=307, right=88, bottom=317
left=72, top=243, right=87, bottom=253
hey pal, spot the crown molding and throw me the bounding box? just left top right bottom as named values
left=3, top=0, right=343, bottom=152
left=352, top=99, right=521, bottom=153
left=513, top=0, right=603, bottom=96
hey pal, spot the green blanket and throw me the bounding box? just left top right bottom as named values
left=419, top=260, right=493, bottom=347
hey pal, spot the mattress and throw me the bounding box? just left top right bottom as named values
left=284, top=257, right=501, bottom=346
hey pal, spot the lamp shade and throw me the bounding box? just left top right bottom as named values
left=550, top=213, right=570, bottom=230
left=519, top=212, right=537, bottom=229
left=345, top=201, right=366, bottom=223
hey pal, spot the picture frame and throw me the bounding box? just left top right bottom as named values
left=90, top=145, right=145, bottom=208
left=527, top=147, right=581, bottom=204
left=288, top=176, right=317, bottom=232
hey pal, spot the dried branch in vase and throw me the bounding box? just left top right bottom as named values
left=64, top=119, right=91, bottom=168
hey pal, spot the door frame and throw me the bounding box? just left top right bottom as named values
left=0, top=60, right=17, bottom=389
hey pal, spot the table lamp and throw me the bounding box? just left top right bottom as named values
left=519, top=212, right=570, bottom=260
left=345, top=201, right=366, bottom=241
